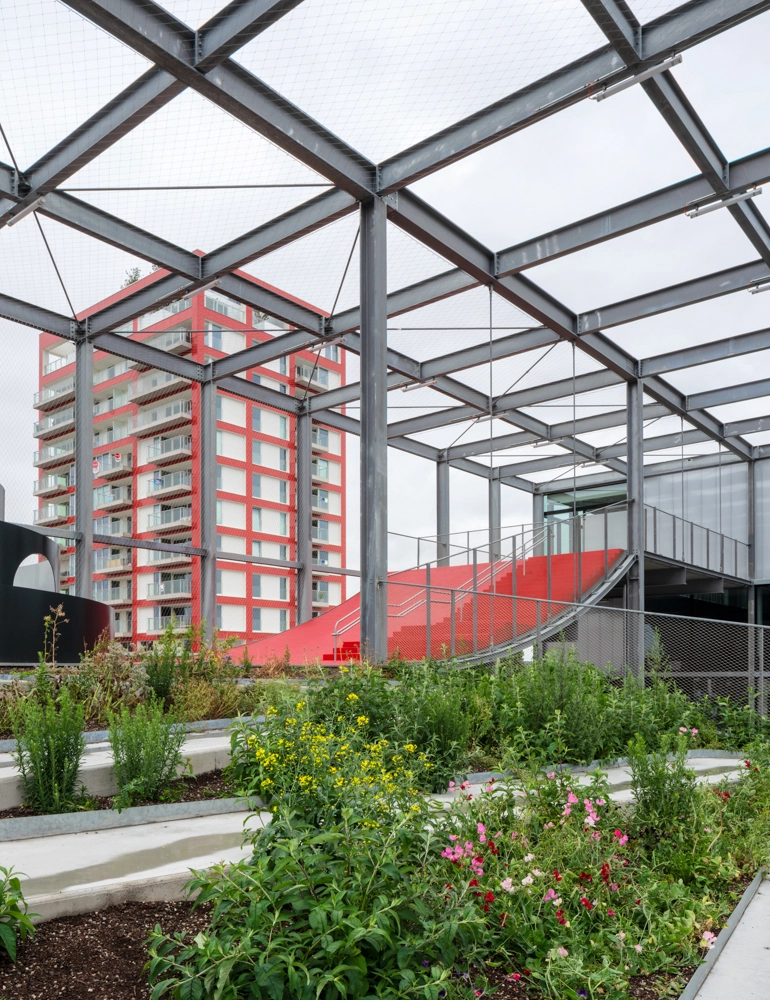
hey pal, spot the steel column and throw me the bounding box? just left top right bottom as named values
left=359, top=197, right=388, bottom=661
left=296, top=411, right=313, bottom=623
left=199, top=378, right=218, bottom=640
left=626, top=379, right=646, bottom=612
left=74, top=337, right=94, bottom=599
left=437, top=458, right=450, bottom=566
left=533, top=493, right=545, bottom=556
left=489, top=472, right=501, bottom=563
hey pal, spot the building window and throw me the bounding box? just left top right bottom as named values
left=312, top=488, right=329, bottom=511
left=312, top=457, right=329, bottom=480
left=215, top=604, right=223, bottom=629
left=251, top=372, right=261, bottom=384
left=252, top=507, right=262, bottom=531
left=279, top=544, right=287, bottom=561
left=216, top=569, right=223, bottom=595
left=278, top=512, right=288, bottom=535
left=279, top=383, right=287, bottom=394
left=205, top=322, right=223, bottom=351
left=312, top=427, right=329, bottom=449
left=251, top=607, right=261, bottom=632
left=252, top=473, right=261, bottom=498
left=251, top=407, right=261, bottom=432
left=216, top=395, right=222, bottom=421
left=252, top=440, right=261, bottom=465
left=216, top=430, right=223, bottom=455
left=216, top=534, right=224, bottom=551
left=312, top=518, right=329, bottom=541
left=252, top=540, right=261, bottom=557
left=279, top=447, right=288, bottom=472
left=279, top=356, right=287, bottom=376
left=279, top=577, right=288, bottom=601
left=322, top=344, right=339, bottom=362
left=279, top=480, right=288, bottom=504
left=279, top=609, right=288, bottom=632
left=216, top=499, right=223, bottom=525
left=313, top=548, right=330, bottom=566
left=278, top=415, right=288, bottom=439
left=312, top=580, right=329, bottom=604
left=252, top=574, right=261, bottom=599
left=216, top=465, right=223, bottom=490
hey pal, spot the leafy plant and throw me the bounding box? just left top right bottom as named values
left=108, top=701, right=187, bottom=810
left=12, top=687, right=85, bottom=813
left=143, top=621, right=184, bottom=706
left=416, top=684, right=471, bottom=792
left=0, top=867, right=35, bottom=961
left=147, top=805, right=482, bottom=1000
left=627, top=732, right=699, bottom=844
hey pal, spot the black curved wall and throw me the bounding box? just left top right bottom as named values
left=0, top=522, right=111, bottom=665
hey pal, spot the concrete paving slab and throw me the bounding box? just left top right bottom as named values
left=7, top=809, right=267, bottom=898
left=690, top=877, right=770, bottom=999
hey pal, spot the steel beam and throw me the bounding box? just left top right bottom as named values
left=74, top=337, right=94, bottom=599
left=295, top=410, right=313, bottom=623
left=489, top=472, right=502, bottom=562
left=199, top=378, right=218, bottom=641
left=641, top=326, right=770, bottom=376
left=359, top=197, right=388, bottom=660
left=195, top=0, right=309, bottom=70
left=92, top=332, right=203, bottom=381
left=534, top=451, right=743, bottom=493
left=626, top=379, right=645, bottom=613
left=688, top=377, right=770, bottom=411
left=376, top=0, right=770, bottom=191
left=0, top=293, right=79, bottom=339
left=725, top=414, right=770, bottom=437
left=437, top=459, right=450, bottom=567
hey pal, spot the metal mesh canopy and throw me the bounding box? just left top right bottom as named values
left=3, top=0, right=770, bottom=654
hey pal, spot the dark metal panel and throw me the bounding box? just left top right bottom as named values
left=196, top=0, right=308, bottom=70
left=94, top=332, right=203, bottom=380
left=0, top=293, right=78, bottom=338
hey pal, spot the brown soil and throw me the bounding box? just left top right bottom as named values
left=0, top=900, right=211, bottom=1000
left=0, top=769, right=234, bottom=820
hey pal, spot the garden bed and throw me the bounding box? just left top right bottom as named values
left=0, top=769, right=233, bottom=821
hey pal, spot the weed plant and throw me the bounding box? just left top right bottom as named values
left=108, top=701, right=187, bottom=810
left=0, top=867, right=35, bottom=961
left=12, top=684, right=85, bottom=813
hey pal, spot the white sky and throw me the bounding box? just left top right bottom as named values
left=2, top=0, right=770, bottom=563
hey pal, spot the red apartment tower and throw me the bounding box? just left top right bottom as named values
left=33, top=270, right=346, bottom=645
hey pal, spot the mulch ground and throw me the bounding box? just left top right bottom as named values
left=0, top=900, right=211, bottom=1000
left=0, top=769, right=234, bottom=820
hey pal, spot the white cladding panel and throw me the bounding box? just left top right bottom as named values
left=221, top=396, right=246, bottom=427
left=219, top=431, right=246, bottom=461
left=220, top=604, right=246, bottom=631
left=219, top=570, right=246, bottom=597
left=220, top=465, right=246, bottom=495
left=219, top=500, right=246, bottom=529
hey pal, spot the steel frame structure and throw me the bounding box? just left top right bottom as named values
left=4, top=0, right=770, bottom=654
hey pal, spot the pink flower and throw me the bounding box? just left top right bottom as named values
left=557, top=947, right=568, bottom=958
left=509, top=973, right=521, bottom=981
left=634, top=944, right=643, bottom=954
left=524, top=853, right=535, bottom=862
left=610, top=883, right=619, bottom=892
left=543, top=821, right=555, bottom=829
left=449, top=834, right=458, bottom=841
left=679, top=726, right=687, bottom=733
left=547, top=772, right=556, bottom=779
left=701, top=930, right=717, bottom=950
left=590, top=831, right=601, bottom=841
left=543, top=888, right=559, bottom=902
left=567, top=791, right=579, bottom=805
left=477, top=823, right=486, bottom=836
left=532, top=869, right=543, bottom=876
left=500, top=878, right=515, bottom=893
left=448, top=781, right=455, bottom=791
left=596, top=799, right=606, bottom=807
left=608, top=910, right=615, bottom=916
left=618, top=931, right=626, bottom=941
left=692, top=728, right=698, bottom=735
left=521, top=874, right=533, bottom=886
left=510, top=832, right=518, bottom=840
left=613, top=829, right=629, bottom=847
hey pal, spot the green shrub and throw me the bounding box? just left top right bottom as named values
left=627, top=733, right=699, bottom=845
left=415, top=684, right=470, bottom=792
left=108, top=702, right=187, bottom=810
left=147, top=804, right=482, bottom=1000
left=143, top=622, right=183, bottom=706
left=12, top=688, right=85, bottom=813
left=0, top=867, right=35, bottom=961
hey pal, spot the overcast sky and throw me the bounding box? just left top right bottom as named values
left=2, top=0, right=770, bottom=564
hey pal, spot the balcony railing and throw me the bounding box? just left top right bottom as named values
left=34, top=378, right=75, bottom=409
left=94, top=516, right=132, bottom=536
left=93, top=421, right=131, bottom=447
left=34, top=441, right=75, bottom=467
left=34, top=473, right=72, bottom=497
left=43, top=354, right=74, bottom=376
left=93, top=360, right=130, bottom=386
left=132, top=370, right=188, bottom=402
left=93, top=452, right=131, bottom=477
left=93, top=583, right=132, bottom=603
left=146, top=615, right=193, bottom=633
left=33, top=503, right=72, bottom=525
left=135, top=398, right=192, bottom=433
left=146, top=505, right=193, bottom=529
left=147, top=470, right=192, bottom=496
left=94, top=551, right=132, bottom=572
left=146, top=548, right=192, bottom=565
left=146, top=434, right=192, bottom=461
left=93, top=393, right=128, bottom=417
left=94, top=485, right=132, bottom=509
left=34, top=407, right=75, bottom=438
left=146, top=577, right=193, bottom=598
left=146, top=328, right=192, bottom=353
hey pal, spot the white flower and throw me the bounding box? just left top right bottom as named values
left=521, top=873, right=534, bottom=886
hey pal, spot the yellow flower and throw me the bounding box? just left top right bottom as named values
left=266, top=706, right=278, bottom=717
left=295, top=701, right=306, bottom=711
left=404, top=744, right=417, bottom=753
left=356, top=715, right=369, bottom=727
left=346, top=692, right=359, bottom=702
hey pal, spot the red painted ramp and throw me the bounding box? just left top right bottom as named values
left=243, top=551, right=622, bottom=666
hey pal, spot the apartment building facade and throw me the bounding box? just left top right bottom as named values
left=33, top=273, right=346, bottom=644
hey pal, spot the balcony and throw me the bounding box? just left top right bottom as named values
left=146, top=470, right=192, bottom=500
left=115, top=621, right=133, bottom=638
left=33, top=503, right=72, bottom=527
left=34, top=407, right=75, bottom=440
left=146, top=576, right=193, bottom=600
left=135, top=398, right=192, bottom=437
left=94, top=452, right=132, bottom=481
left=146, top=434, right=193, bottom=466
left=93, top=392, right=129, bottom=417
left=295, top=364, right=330, bottom=391
left=311, top=428, right=330, bottom=453
left=43, top=353, right=75, bottom=376
left=34, top=441, right=75, bottom=469
left=146, top=328, right=192, bottom=356
left=311, top=490, right=330, bottom=514
left=34, top=473, right=72, bottom=498
left=35, top=378, right=75, bottom=412
left=94, top=550, right=132, bottom=574
left=93, top=421, right=131, bottom=449
left=93, top=360, right=130, bottom=387
left=94, top=485, right=132, bottom=512
left=93, top=582, right=132, bottom=605
left=145, top=548, right=192, bottom=567
left=146, top=505, right=193, bottom=533
left=312, top=586, right=330, bottom=607
left=59, top=557, right=74, bottom=579
left=145, top=614, right=193, bottom=634
left=132, top=371, right=189, bottom=405
left=94, top=516, right=133, bottom=538
left=311, top=461, right=330, bottom=484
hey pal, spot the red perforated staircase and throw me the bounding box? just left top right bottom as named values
left=243, top=548, right=623, bottom=666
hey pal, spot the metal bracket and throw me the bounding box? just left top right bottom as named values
left=382, top=191, right=398, bottom=211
